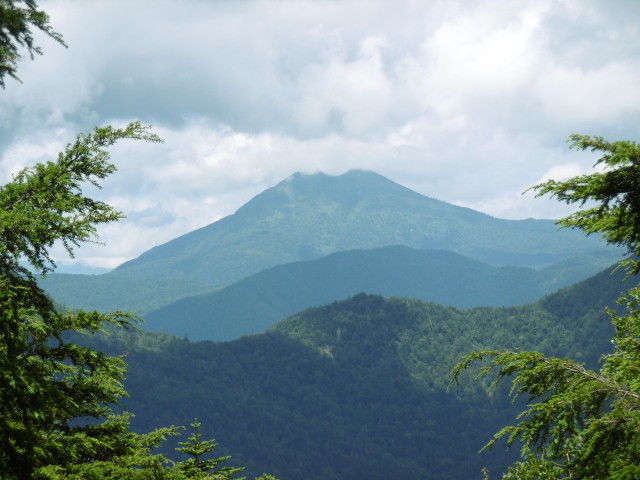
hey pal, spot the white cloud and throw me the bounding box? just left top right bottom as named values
left=1, top=0, right=640, bottom=270
left=534, top=60, right=640, bottom=127
left=419, top=1, right=549, bottom=114
left=536, top=163, right=588, bottom=184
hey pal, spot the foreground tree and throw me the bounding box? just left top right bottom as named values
left=0, top=122, right=168, bottom=478
left=1, top=5, right=281, bottom=479
left=452, top=135, right=640, bottom=479
left=0, top=122, right=271, bottom=479
left=176, top=420, right=244, bottom=480
left=0, top=0, right=66, bottom=87
left=531, top=135, right=640, bottom=273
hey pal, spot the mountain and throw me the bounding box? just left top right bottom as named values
left=77, top=262, right=634, bottom=480
left=40, top=170, right=621, bottom=314
left=39, top=273, right=214, bottom=316
left=114, top=170, right=616, bottom=283
left=143, top=246, right=620, bottom=341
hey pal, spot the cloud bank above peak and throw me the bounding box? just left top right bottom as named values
left=1, top=0, right=639, bottom=271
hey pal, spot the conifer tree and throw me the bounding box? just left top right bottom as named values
left=0, top=122, right=168, bottom=478
left=0, top=5, right=282, bottom=479
left=0, top=0, right=66, bottom=87
left=452, top=135, right=640, bottom=479
left=176, top=420, right=244, bottom=479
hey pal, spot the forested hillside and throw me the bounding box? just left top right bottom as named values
left=143, top=246, right=619, bottom=341
left=77, top=262, right=632, bottom=480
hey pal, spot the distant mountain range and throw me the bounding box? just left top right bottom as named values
left=143, top=246, right=620, bottom=341
left=41, top=170, right=621, bottom=319
left=113, top=169, right=616, bottom=282
left=79, top=260, right=634, bottom=480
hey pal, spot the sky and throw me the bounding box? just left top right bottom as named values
left=2, top=0, right=640, bottom=272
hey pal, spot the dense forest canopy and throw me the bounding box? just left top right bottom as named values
left=71, top=261, right=627, bottom=479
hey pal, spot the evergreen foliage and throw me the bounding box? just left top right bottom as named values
left=78, top=263, right=628, bottom=479
left=0, top=0, right=66, bottom=87
left=453, top=288, right=640, bottom=479
left=453, top=135, right=640, bottom=479
left=0, top=4, right=277, bottom=478
left=532, top=135, right=640, bottom=273
left=0, top=113, right=274, bottom=480
left=176, top=420, right=244, bottom=479
left=0, top=122, right=164, bottom=478
left=0, top=91, right=274, bottom=480
left=35, top=414, right=184, bottom=480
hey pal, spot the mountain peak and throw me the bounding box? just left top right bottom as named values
left=276, top=169, right=415, bottom=193
left=110, top=170, right=616, bottom=288
left=238, top=169, right=431, bottom=218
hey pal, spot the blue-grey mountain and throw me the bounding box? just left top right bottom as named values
left=41, top=170, right=620, bottom=314
left=115, top=169, right=616, bottom=282
left=143, top=246, right=619, bottom=341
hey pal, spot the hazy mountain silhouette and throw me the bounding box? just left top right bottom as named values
left=143, top=246, right=620, bottom=341
left=41, top=170, right=620, bottom=314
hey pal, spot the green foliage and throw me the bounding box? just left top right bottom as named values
left=452, top=288, right=640, bottom=478
left=530, top=135, right=640, bottom=273
left=0, top=122, right=163, bottom=478
left=453, top=134, right=640, bottom=479
left=0, top=121, right=275, bottom=478
left=0, top=121, right=161, bottom=274
left=0, top=5, right=279, bottom=478
left=36, top=414, right=258, bottom=480
left=80, top=265, right=625, bottom=480
left=176, top=420, right=244, bottom=479
left=0, top=0, right=66, bottom=87
left=35, top=414, right=184, bottom=480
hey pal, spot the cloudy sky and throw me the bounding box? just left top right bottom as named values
left=2, top=0, right=640, bottom=272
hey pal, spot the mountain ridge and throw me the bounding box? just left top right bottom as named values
left=40, top=169, right=621, bottom=315
left=78, top=259, right=633, bottom=480
left=143, top=246, right=620, bottom=341
left=111, top=169, right=617, bottom=282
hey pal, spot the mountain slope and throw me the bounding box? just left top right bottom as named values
left=143, top=246, right=618, bottom=341
left=39, top=274, right=214, bottom=315
left=77, top=262, right=634, bottom=480
left=110, top=170, right=618, bottom=285
left=41, top=170, right=621, bottom=314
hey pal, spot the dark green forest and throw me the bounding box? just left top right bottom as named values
left=74, top=261, right=630, bottom=479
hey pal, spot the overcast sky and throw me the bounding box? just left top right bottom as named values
left=2, top=0, right=640, bottom=272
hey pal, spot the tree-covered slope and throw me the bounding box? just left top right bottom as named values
left=39, top=273, right=215, bottom=315
left=40, top=170, right=621, bottom=314
left=115, top=170, right=616, bottom=285
left=143, top=246, right=618, bottom=341
left=79, top=263, right=633, bottom=480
